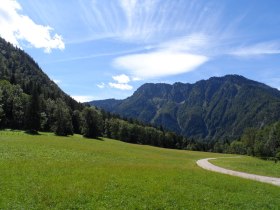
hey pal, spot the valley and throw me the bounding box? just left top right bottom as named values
left=1, top=0, right=280, bottom=209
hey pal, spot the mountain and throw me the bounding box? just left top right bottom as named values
left=92, top=99, right=122, bottom=111
left=89, top=75, right=280, bottom=141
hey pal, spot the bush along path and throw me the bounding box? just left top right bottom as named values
left=196, top=158, right=280, bottom=187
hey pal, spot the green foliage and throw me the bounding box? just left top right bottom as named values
left=1, top=130, right=280, bottom=209
left=101, top=116, right=188, bottom=149
left=229, top=141, right=247, bottom=155
left=225, top=122, right=280, bottom=159
left=276, top=152, right=280, bottom=161
left=0, top=88, right=4, bottom=125
left=81, top=107, right=102, bottom=138
left=25, top=86, right=40, bottom=132
left=72, top=110, right=82, bottom=134
left=0, top=80, right=29, bottom=129
left=53, top=99, right=73, bottom=136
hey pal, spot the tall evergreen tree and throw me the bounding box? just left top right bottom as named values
left=0, top=88, right=4, bottom=126
left=25, top=86, right=40, bottom=133
left=53, top=99, right=73, bottom=136
left=72, top=110, right=82, bottom=134
left=81, top=107, right=102, bottom=138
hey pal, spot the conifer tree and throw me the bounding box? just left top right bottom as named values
left=25, top=85, right=40, bottom=133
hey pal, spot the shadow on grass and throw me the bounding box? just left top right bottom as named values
left=25, top=130, right=41, bottom=135
left=83, top=136, right=104, bottom=141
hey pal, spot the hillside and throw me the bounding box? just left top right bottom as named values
left=90, top=75, right=280, bottom=141
left=0, top=37, right=86, bottom=134
left=0, top=37, right=81, bottom=111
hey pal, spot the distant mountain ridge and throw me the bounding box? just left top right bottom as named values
left=90, top=75, right=280, bottom=141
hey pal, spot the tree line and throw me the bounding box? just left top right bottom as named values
left=228, top=123, right=280, bottom=160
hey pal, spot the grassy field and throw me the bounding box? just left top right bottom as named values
left=210, top=156, right=280, bottom=178
left=0, top=130, right=280, bottom=209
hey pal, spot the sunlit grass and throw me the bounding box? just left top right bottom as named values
left=211, top=156, right=280, bottom=178
left=0, top=130, right=279, bottom=209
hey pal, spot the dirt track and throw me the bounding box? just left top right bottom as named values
left=196, top=158, right=280, bottom=187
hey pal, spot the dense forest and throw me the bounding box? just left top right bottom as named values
left=222, top=122, right=280, bottom=161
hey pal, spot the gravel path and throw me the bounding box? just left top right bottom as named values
left=196, top=158, right=280, bottom=187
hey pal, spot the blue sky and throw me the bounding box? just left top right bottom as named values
left=1, top=0, right=280, bottom=102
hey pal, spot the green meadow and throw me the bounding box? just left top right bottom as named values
left=211, top=156, right=280, bottom=178
left=0, top=130, right=279, bottom=209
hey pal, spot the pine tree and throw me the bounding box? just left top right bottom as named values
left=0, top=88, right=4, bottom=127
left=53, top=99, right=73, bottom=136
left=25, top=86, right=40, bottom=133
left=81, top=107, right=102, bottom=138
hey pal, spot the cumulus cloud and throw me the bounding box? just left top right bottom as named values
left=0, top=0, right=64, bottom=53
left=109, top=82, right=133, bottom=90
left=112, top=74, right=130, bottom=84
left=109, top=74, right=133, bottom=90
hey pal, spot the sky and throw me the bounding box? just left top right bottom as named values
left=0, top=0, right=280, bottom=102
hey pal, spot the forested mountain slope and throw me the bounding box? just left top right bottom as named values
left=0, top=37, right=83, bottom=133
left=0, top=37, right=81, bottom=110
left=90, top=75, right=280, bottom=141
left=0, top=37, right=185, bottom=149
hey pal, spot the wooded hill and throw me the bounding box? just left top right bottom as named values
left=90, top=75, right=280, bottom=142
left=0, top=37, right=185, bottom=149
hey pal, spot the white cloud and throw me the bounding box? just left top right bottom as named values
left=112, top=74, right=130, bottom=84
left=230, top=41, right=280, bottom=57
left=159, top=34, right=209, bottom=53
left=97, top=82, right=105, bottom=89
left=132, top=77, right=141, bottom=81
left=109, top=74, right=133, bottom=90
left=53, top=79, right=61, bottom=84
left=76, top=0, right=225, bottom=44
left=109, top=82, right=133, bottom=90
left=71, top=95, right=95, bottom=103
left=112, top=33, right=210, bottom=79
left=0, top=0, right=64, bottom=53
left=118, top=0, right=159, bottom=41
left=114, top=50, right=208, bottom=79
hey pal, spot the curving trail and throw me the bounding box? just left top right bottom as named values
left=197, top=158, right=280, bottom=187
